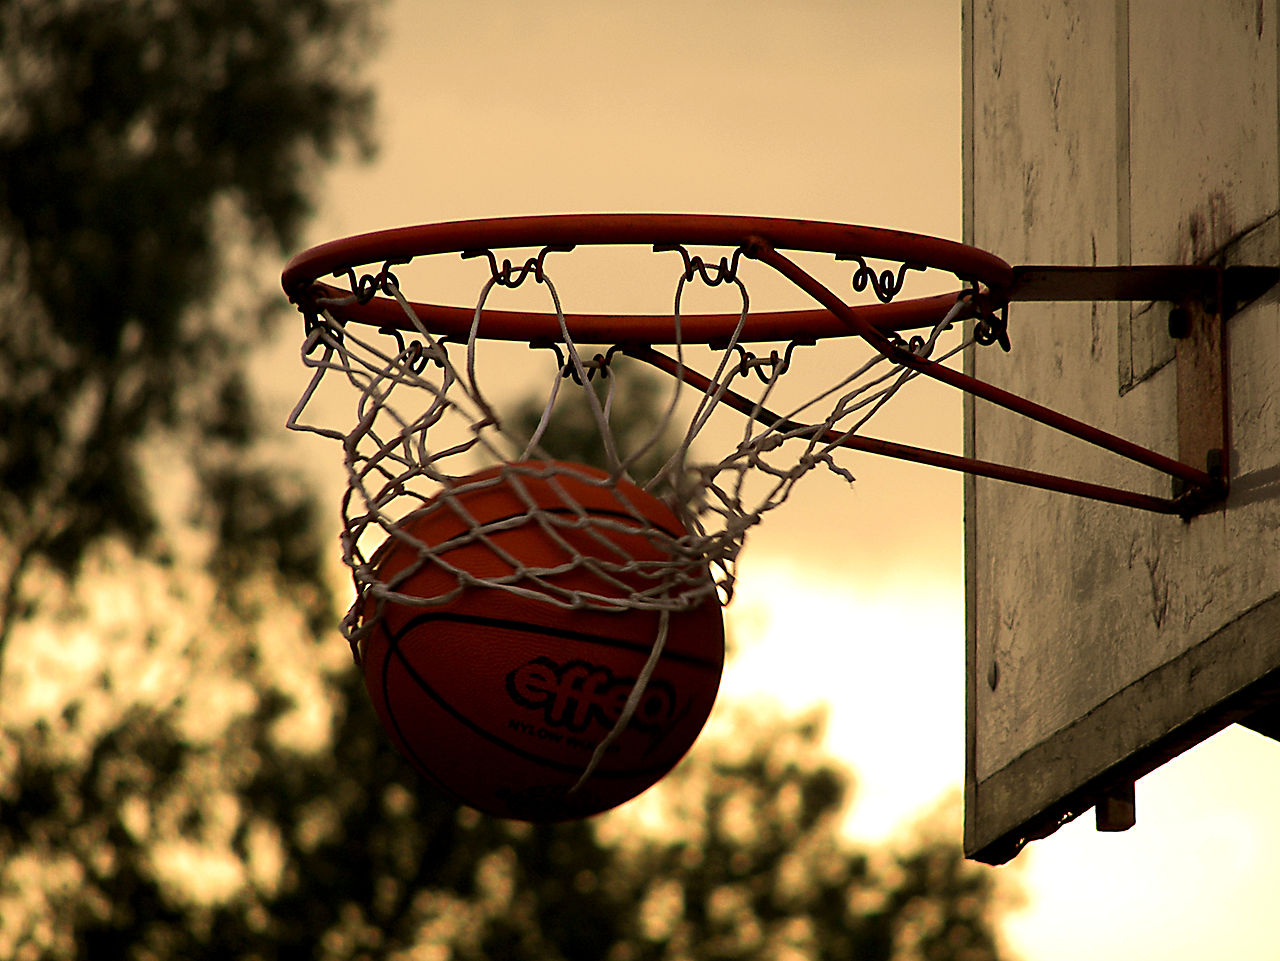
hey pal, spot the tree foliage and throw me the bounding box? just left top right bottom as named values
left=0, top=0, right=375, bottom=660
left=6, top=668, right=1011, bottom=961
left=0, top=3, right=1015, bottom=959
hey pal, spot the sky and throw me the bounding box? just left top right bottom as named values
left=270, top=2, right=1280, bottom=959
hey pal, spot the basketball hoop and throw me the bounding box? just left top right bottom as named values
left=283, top=215, right=1011, bottom=648
left=283, top=213, right=1253, bottom=815
left=282, top=213, right=1249, bottom=640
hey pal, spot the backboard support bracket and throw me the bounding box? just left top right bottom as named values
left=983, top=263, right=1279, bottom=519
left=1169, top=273, right=1229, bottom=519
left=1005, top=264, right=1278, bottom=311
left=738, top=247, right=1276, bottom=519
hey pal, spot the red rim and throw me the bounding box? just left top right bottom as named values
left=282, top=214, right=1013, bottom=344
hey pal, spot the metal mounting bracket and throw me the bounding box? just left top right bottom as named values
left=1169, top=272, right=1230, bottom=517
left=1005, top=264, right=1278, bottom=314
left=993, top=263, right=1279, bottom=517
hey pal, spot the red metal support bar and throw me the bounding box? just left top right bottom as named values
left=744, top=239, right=1228, bottom=512
left=625, top=346, right=1183, bottom=514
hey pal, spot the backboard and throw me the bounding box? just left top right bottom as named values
left=963, top=0, right=1280, bottom=863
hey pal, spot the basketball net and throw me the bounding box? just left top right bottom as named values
left=287, top=247, right=968, bottom=786
left=289, top=248, right=970, bottom=638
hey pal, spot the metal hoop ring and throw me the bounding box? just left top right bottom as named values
left=283, top=214, right=1012, bottom=345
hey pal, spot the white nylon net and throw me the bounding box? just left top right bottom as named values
left=287, top=248, right=969, bottom=658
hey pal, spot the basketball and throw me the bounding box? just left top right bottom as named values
left=357, top=460, right=725, bottom=821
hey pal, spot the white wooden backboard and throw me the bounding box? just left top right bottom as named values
left=963, top=0, right=1280, bottom=864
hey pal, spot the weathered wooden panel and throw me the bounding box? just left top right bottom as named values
left=964, top=0, right=1280, bottom=863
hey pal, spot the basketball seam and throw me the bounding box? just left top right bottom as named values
left=389, top=610, right=724, bottom=671
left=377, top=618, right=706, bottom=781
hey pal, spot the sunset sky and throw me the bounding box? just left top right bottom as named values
left=269, top=2, right=1280, bottom=958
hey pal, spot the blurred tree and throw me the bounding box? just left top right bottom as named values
left=0, top=0, right=376, bottom=662
left=222, top=697, right=1014, bottom=961
left=0, top=3, right=1015, bottom=959
left=0, top=0, right=379, bottom=956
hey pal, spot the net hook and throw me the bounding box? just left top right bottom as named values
left=837, top=254, right=926, bottom=304
left=463, top=245, right=576, bottom=287
left=654, top=243, right=746, bottom=286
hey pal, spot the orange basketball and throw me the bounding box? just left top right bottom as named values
left=357, top=460, right=725, bottom=821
